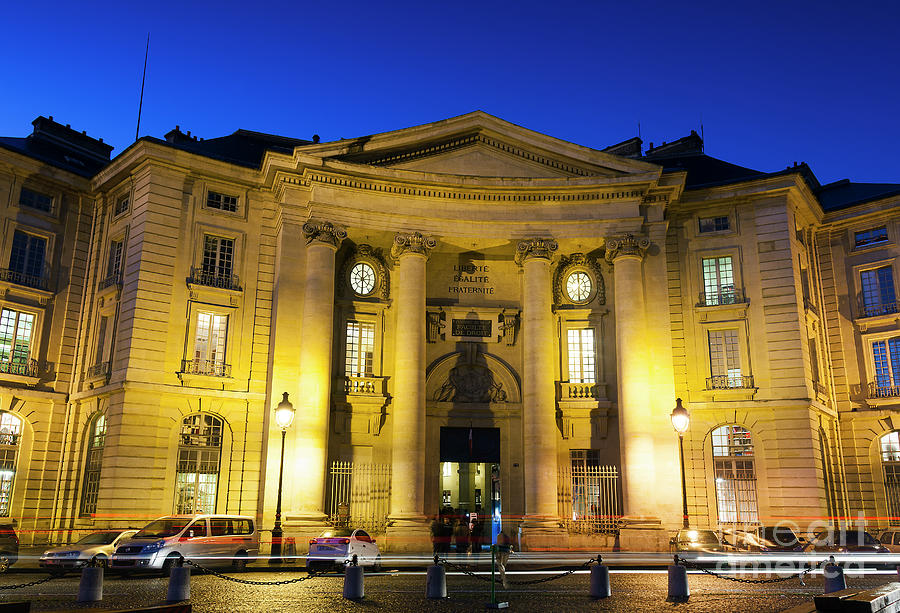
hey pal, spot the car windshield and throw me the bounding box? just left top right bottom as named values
left=134, top=519, right=190, bottom=538
left=814, top=530, right=878, bottom=546
left=680, top=530, right=719, bottom=544
left=762, top=527, right=798, bottom=546
left=76, top=531, right=121, bottom=545
left=319, top=529, right=353, bottom=538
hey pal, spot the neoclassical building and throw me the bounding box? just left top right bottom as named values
left=0, top=112, right=898, bottom=550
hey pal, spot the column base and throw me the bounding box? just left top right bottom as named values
left=518, top=519, right=568, bottom=552
left=384, top=516, right=431, bottom=553
left=617, top=516, right=669, bottom=552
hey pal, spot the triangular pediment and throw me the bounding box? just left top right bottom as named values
left=296, top=111, right=661, bottom=180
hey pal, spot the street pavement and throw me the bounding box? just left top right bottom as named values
left=0, top=566, right=895, bottom=612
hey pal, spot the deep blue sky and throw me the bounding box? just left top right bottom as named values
left=1, top=0, right=897, bottom=185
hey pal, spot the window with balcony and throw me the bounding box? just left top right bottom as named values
left=5, top=231, right=47, bottom=290
left=79, top=413, right=106, bottom=516
left=18, top=187, right=52, bottom=213
left=711, top=425, right=759, bottom=524
left=100, top=239, right=123, bottom=290
left=0, top=309, right=36, bottom=377
left=860, top=266, right=897, bottom=317
left=186, top=312, right=229, bottom=377
left=567, top=328, right=596, bottom=384
left=191, top=235, right=239, bottom=290
left=0, top=412, right=21, bottom=517
left=701, top=256, right=739, bottom=306
left=174, top=414, right=223, bottom=514
left=708, top=329, right=752, bottom=389
left=699, top=215, right=730, bottom=233
left=855, top=226, right=888, bottom=249
left=206, top=191, right=238, bottom=213
left=344, top=321, right=376, bottom=393
left=870, top=337, right=900, bottom=398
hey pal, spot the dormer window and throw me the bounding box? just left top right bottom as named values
left=206, top=191, right=238, bottom=213
left=699, top=215, right=730, bottom=233
left=855, top=226, right=888, bottom=249
left=18, top=187, right=52, bottom=214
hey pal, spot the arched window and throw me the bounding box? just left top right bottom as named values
left=0, top=413, right=22, bottom=517
left=174, top=414, right=223, bottom=514
left=880, top=432, right=900, bottom=519
left=711, top=425, right=759, bottom=524
left=80, top=413, right=106, bottom=516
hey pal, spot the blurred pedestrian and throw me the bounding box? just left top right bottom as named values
left=497, top=530, right=512, bottom=589
left=454, top=512, right=470, bottom=555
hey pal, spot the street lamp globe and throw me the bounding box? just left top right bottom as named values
left=670, top=398, right=690, bottom=435
left=274, top=392, right=295, bottom=430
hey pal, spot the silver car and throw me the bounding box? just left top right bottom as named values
left=40, top=530, right=138, bottom=571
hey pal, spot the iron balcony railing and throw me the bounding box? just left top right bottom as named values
left=0, top=359, right=39, bottom=378
left=86, top=361, right=110, bottom=379
left=868, top=382, right=900, bottom=399
left=858, top=298, right=900, bottom=318
left=181, top=359, right=231, bottom=377
left=0, top=268, right=48, bottom=291
left=697, top=287, right=746, bottom=307
left=706, top=374, right=755, bottom=390
left=98, top=273, right=121, bottom=291
left=188, top=267, right=241, bottom=291
left=813, top=380, right=827, bottom=396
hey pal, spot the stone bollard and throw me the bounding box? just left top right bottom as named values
left=590, top=555, right=611, bottom=599
left=667, top=555, right=689, bottom=602
left=166, top=557, right=191, bottom=602
left=824, top=556, right=846, bottom=594
left=426, top=555, right=448, bottom=599
left=343, top=554, right=364, bottom=601
left=77, top=561, right=104, bottom=602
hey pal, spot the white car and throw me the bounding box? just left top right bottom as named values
left=307, top=528, right=381, bottom=572
left=40, top=530, right=139, bottom=570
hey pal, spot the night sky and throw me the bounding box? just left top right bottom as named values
left=1, top=0, right=897, bottom=185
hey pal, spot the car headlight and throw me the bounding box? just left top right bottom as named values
left=142, top=540, right=166, bottom=553
left=62, top=551, right=81, bottom=558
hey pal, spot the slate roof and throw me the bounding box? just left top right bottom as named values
left=644, top=152, right=768, bottom=189
left=816, top=179, right=900, bottom=212
left=0, top=135, right=109, bottom=178
left=145, top=128, right=312, bottom=169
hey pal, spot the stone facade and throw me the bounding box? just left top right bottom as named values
left=0, top=113, right=898, bottom=550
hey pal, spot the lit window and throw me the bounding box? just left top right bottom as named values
left=708, top=329, right=743, bottom=388
left=860, top=266, right=897, bottom=317
left=0, top=412, right=21, bottom=517
left=881, top=432, right=900, bottom=520
left=699, top=216, right=730, bottom=233
left=345, top=321, right=375, bottom=377
left=711, top=425, right=758, bottom=524
left=174, top=414, right=223, bottom=514
left=191, top=312, right=228, bottom=376
left=18, top=187, right=52, bottom=213
left=855, top=227, right=888, bottom=249
left=202, top=235, right=234, bottom=278
left=206, top=191, right=238, bottom=213
left=114, top=195, right=129, bottom=217
left=701, top=256, right=736, bottom=305
left=567, top=328, right=596, bottom=383
left=80, top=414, right=106, bottom=516
left=8, top=230, right=46, bottom=288
left=0, top=309, right=35, bottom=376
left=443, top=462, right=452, bottom=478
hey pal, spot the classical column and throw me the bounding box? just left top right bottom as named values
left=387, top=232, right=435, bottom=544
left=292, top=220, right=346, bottom=525
left=516, top=238, right=561, bottom=535
left=605, top=234, right=654, bottom=520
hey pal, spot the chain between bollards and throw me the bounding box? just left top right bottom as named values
left=440, top=556, right=598, bottom=585
left=675, top=554, right=827, bottom=585
left=184, top=559, right=329, bottom=585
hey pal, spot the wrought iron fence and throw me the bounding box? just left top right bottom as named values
left=558, top=464, right=620, bottom=534
left=188, top=267, right=241, bottom=291
left=0, top=359, right=38, bottom=378
left=697, top=287, right=745, bottom=307
left=859, top=298, right=900, bottom=318
left=706, top=374, right=755, bottom=389
left=328, top=461, right=391, bottom=533
left=98, top=273, right=121, bottom=291
left=0, top=268, right=48, bottom=291
left=85, top=361, right=110, bottom=379
left=869, top=382, right=900, bottom=398
left=180, top=359, right=231, bottom=377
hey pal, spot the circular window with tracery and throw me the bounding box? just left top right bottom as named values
left=565, top=271, right=592, bottom=302
left=350, top=262, right=376, bottom=296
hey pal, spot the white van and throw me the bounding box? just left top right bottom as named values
left=110, top=514, right=258, bottom=573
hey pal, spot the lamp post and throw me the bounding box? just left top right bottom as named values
left=270, top=392, right=295, bottom=564
left=670, top=398, right=690, bottom=529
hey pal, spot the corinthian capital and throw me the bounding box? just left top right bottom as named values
left=303, top=220, right=347, bottom=248
left=514, top=238, right=558, bottom=266
left=391, top=232, right=436, bottom=260
left=604, top=234, right=651, bottom=263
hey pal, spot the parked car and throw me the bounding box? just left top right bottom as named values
left=877, top=529, right=900, bottom=553
left=307, top=528, right=381, bottom=572
left=670, top=529, right=729, bottom=554
left=0, top=523, right=18, bottom=572
left=727, top=526, right=804, bottom=552
left=111, top=514, right=258, bottom=574
left=804, top=529, right=889, bottom=554
left=40, top=529, right=138, bottom=571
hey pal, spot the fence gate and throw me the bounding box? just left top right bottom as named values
left=558, top=464, right=620, bottom=534
left=328, top=461, right=391, bottom=533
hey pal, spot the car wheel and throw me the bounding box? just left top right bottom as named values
left=0, top=555, right=11, bottom=573
left=92, top=555, right=108, bottom=569
left=306, top=561, right=322, bottom=574
left=162, top=553, right=183, bottom=576
left=232, top=550, right=248, bottom=571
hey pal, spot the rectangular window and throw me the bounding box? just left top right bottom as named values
left=0, top=309, right=35, bottom=376
left=206, top=191, right=238, bottom=213
left=708, top=329, right=742, bottom=388
left=18, top=187, right=52, bottom=213
left=194, top=312, right=228, bottom=373
left=701, top=256, right=736, bottom=305
left=872, top=338, right=900, bottom=394
left=8, top=230, right=46, bottom=286
left=106, top=240, right=124, bottom=280
left=699, top=216, right=730, bottom=233
left=345, top=321, right=375, bottom=377
left=567, top=328, right=596, bottom=383
left=94, top=316, right=109, bottom=366
left=114, top=195, right=129, bottom=217
left=202, top=235, right=234, bottom=278
left=855, top=226, right=888, bottom=249
left=860, top=266, right=896, bottom=316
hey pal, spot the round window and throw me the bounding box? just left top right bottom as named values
left=565, top=271, right=592, bottom=302
left=350, top=262, right=376, bottom=295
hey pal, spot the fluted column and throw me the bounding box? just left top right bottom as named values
left=516, top=238, right=560, bottom=530
left=606, top=234, right=653, bottom=519
left=388, top=232, right=435, bottom=532
left=292, top=220, right=346, bottom=524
